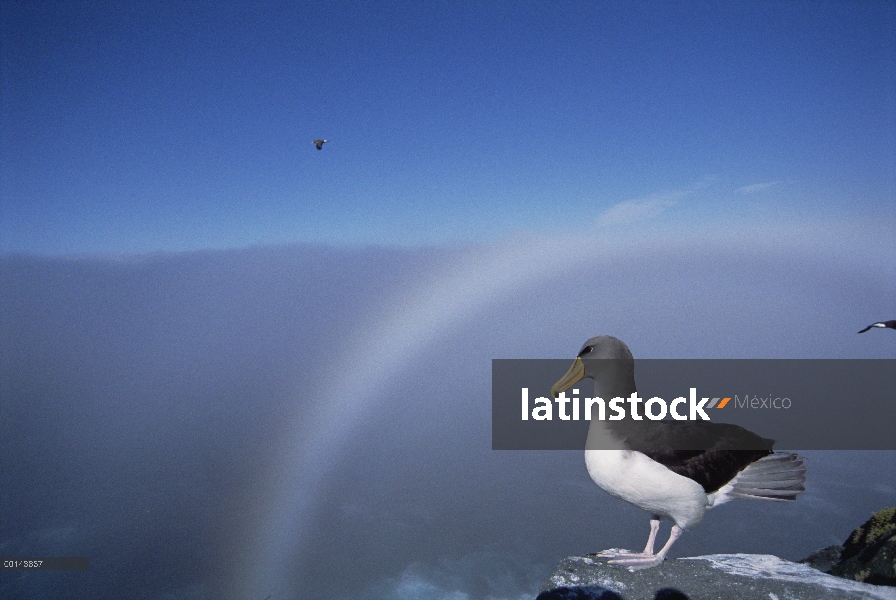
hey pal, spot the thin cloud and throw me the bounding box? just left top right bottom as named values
left=736, top=181, right=782, bottom=194
left=594, top=178, right=716, bottom=228
left=595, top=195, right=679, bottom=228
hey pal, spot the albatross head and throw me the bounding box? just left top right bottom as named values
left=550, top=335, right=635, bottom=400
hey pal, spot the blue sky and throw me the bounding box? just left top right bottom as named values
left=2, top=1, right=894, bottom=254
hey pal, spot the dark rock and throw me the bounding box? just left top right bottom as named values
left=800, top=507, right=896, bottom=587
left=540, top=553, right=896, bottom=600
left=536, top=585, right=624, bottom=600
left=799, top=544, right=843, bottom=573
left=841, top=508, right=896, bottom=561
left=831, top=536, right=896, bottom=587
left=832, top=507, right=896, bottom=587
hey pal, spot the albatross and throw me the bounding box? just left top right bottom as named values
left=551, top=335, right=806, bottom=570
left=313, top=139, right=329, bottom=150
left=858, top=320, right=896, bottom=333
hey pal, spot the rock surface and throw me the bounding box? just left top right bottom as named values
left=538, top=553, right=896, bottom=600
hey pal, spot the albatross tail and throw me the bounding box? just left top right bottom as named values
left=725, top=453, right=806, bottom=501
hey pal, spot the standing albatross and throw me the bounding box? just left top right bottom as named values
left=551, top=335, right=806, bottom=570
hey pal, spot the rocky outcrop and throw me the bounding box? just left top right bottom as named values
left=537, top=553, right=896, bottom=600
left=801, top=506, right=896, bottom=587
left=538, top=508, right=896, bottom=599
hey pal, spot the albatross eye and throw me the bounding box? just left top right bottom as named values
left=577, top=345, right=594, bottom=357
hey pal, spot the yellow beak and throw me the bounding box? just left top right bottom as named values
left=550, top=357, right=586, bottom=400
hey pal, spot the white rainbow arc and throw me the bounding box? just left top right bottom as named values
left=235, top=231, right=609, bottom=598
left=233, top=212, right=886, bottom=598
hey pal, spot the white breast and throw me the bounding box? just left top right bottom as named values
left=585, top=449, right=710, bottom=529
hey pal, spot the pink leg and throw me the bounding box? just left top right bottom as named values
left=642, top=519, right=660, bottom=555
left=607, top=525, right=683, bottom=570
left=598, top=519, right=661, bottom=560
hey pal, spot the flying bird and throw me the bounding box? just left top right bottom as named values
left=312, top=139, right=329, bottom=150
left=551, top=335, right=806, bottom=570
left=857, top=320, right=896, bottom=334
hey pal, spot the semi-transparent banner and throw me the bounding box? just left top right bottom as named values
left=492, top=359, right=896, bottom=450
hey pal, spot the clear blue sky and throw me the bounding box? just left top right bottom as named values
left=2, top=1, right=894, bottom=255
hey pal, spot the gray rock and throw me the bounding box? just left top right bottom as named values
left=539, top=553, right=896, bottom=600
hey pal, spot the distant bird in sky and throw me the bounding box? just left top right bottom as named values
left=857, top=320, right=896, bottom=334
left=552, top=335, right=806, bottom=570
left=313, top=139, right=329, bottom=150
